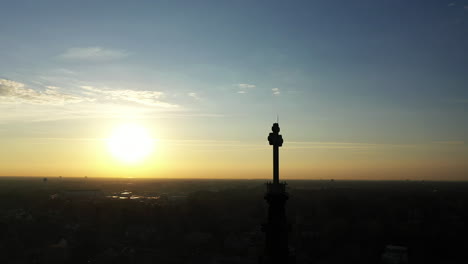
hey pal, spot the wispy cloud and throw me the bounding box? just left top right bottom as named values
left=59, top=47, right=129, bottom=61
left=237, top=83, right=256, bottom=89
left=45, top=86, right=61, bottom=90
left=448, top=2, right=455, bottom=7
left=188, top=92, right=200, bottom=101
left=235, top=83, right=256, bottom=94
left=0, top=79, right=87, bottom=105
left=272, top=88, right=280, bottom=95
left=80, top=86, right=178, bottom=108
left=0, top=79, right=222, bottom=123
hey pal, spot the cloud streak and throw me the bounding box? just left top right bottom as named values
left=272, top=88, right=280, bottom=95
left=0, top=79, right=87, bottom=105
left=59, top=47, right=129, bottom=61
left=188, top=92, right=200, bottom=101
left=0, top=79, right=181, bottom=123
left=236, top=83, right=256, bottom=94
left=237, top=83, right=256, bottom=89
left=80, top=86, right=178, bottom=108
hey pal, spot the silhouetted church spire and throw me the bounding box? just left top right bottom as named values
left=261, top=122, right=295, bottom=264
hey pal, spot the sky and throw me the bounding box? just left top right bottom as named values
left=1, top=0, right=467, bottom=180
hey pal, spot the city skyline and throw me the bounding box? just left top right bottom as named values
left=1, top=0, right=467, bottom=180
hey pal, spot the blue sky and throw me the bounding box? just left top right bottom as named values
left=1, top=0, right=467, bottom=178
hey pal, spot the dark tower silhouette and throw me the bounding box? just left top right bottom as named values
left=261, top=122, right=295, bottom=264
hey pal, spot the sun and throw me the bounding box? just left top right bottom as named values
left=107, top=124, right=154, bottom=163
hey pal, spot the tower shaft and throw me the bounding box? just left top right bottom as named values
left=273, top=145, right=279, bottom=184
left=262, top=122, right=294, bottom=264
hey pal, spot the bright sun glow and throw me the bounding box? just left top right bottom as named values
left=107, top=124, right=154, bottom=163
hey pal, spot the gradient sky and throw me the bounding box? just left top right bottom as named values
left=1, top=0, right=467, bottom=180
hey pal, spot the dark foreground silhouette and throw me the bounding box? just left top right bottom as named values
left=0, top=177, right=467, bottom=264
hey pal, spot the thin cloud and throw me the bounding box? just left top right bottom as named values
left=272, top=88, right=280, bottom=95
left=0, top=79, right=188, bottom=123
left=237, top=83, right=256, bottom=89
left=188, top=92, right=200, bottom=100
left=80, top=86, right=178, bottom=108
left=448, top=2, right=455, bottom=7
left=0, top=79, right=86, bottom=105
left=235, top=83, right=256, bottom=94
left=59, top=47, right=129, bottom=61
left=45, top=86, right=61, bottom=90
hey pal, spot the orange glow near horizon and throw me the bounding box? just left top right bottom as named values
left=0, top=130, right=467, bottom=180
